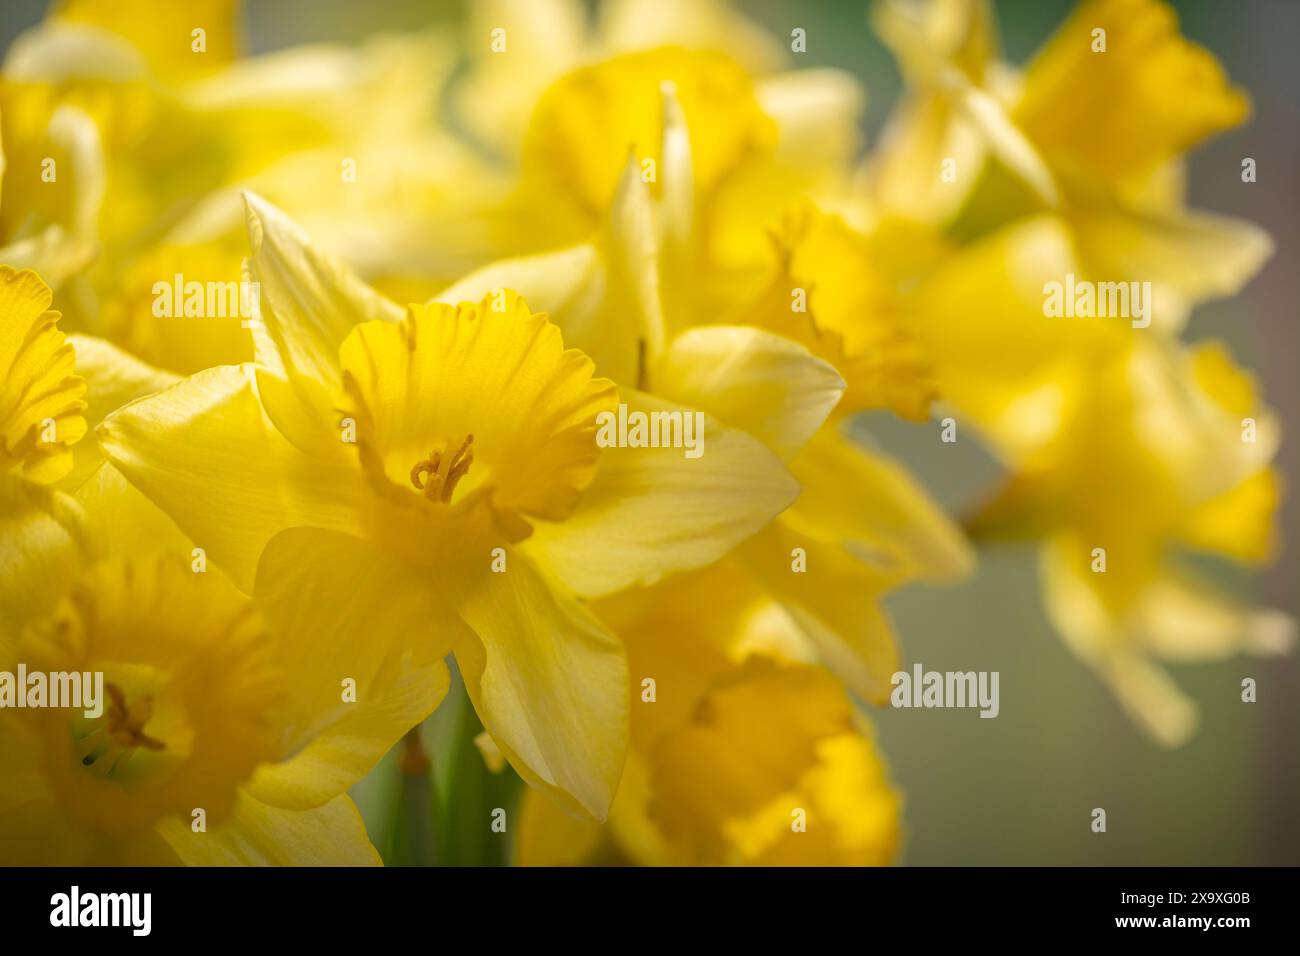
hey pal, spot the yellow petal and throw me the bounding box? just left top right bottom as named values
left=655, top=326, right=844, bottom=461
left=1133, top=568, right=1295, bottom=662
left=515, top=786, right=607, bottom=866
left=99, top=236, right=254, bottom=375
left=450, top=548, right=628, bottom=821
left=861, top=91, right=986, bottom=225
left=0, top=266, right=86, bottom=482
left=737, top=521, right=901, bottom=705
left=596, top=561, right=783, bottom=750
left=910, top=216, right=1122, bottom=456
left=1071, top=205, right=1272, bottom=332
left=1040, top=541, right=1197, bottom=747
left=949, top=78, right=1059, bottom=208
left=432, top=165, right=661, bottom=387
left=62, top=333, right=178, bottom=489
left=98, top=363, right=364, bottom=591
left=785, top=426, right=973, bottom=582
left=72, top=462, right=191, bottom=557
left=3, top=105, right=104, bottom=280
left=1014, top=0, right=1249, bottom=183
left=524, top=388, right=799, bottom=598
left=1180, top=468, right=1280, bottom=564
left=872, top=0, right=1000, bottom=85
left=868, top=0, right=1002, bottom=220
left=520, top=47, right=776, bottom=226
left=55, top=0, right=242, bottom=82
left=433, top=244, right=620, bottom=371
left=243, top=192, right=404, bottom=414
left=157, top=792, right=381, bottom=866
left=452, top=0, right=588, bottom=157
left=599, top=0, right=787, bottom=74
left=0, top=472, right=86, bottom=640
left=742, top=204, right=937, bottom=420
left=245, top=527, right=452, bottom=808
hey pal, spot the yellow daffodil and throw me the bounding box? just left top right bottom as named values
left=97, top=193, right=798, bottom=819
left=870, top=0, right=1271, bottom=332
left=456, top=37, right=866, bottom=305
left=862, top=0, right=1291, bottom=745
left=966, top=336, right=1293, bottom=745
left=2, top=0, right=486, bottom=372
left=454, top=0, right=843, bottom=164
left=0, top=479, right=424, bottom=865
left=515, top=564, right=902, bottom=866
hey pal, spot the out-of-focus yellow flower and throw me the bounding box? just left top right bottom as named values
left=0, top=480, right=431, bottom=867
left=0, top=266, right=86, bottom=482
left=459, top=38, right=865, bottom=304
left=863, top=0, right=1290, bottom=744
left=735, top=202, right=943, bottom=423
left=53, top=0, right=243, bottom=82
left=966, top=337, right=1293, bottom=745
left=515, top=564, right=902, bottom=866
left=870, top=0, right=1271, bottom=331
left=97, top=194, right=799, bottom=819
left=2, top=0, right=488, bottom=373
left=454, top=0, right=831, bottom=159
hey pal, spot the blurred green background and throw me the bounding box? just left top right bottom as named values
left=3, top=0, right=1294, bottom=865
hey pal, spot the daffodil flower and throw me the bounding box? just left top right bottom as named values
left=456, top=40, right=865, bottom=307
left=515, top=564, right=902, bottom=866
left=97, top=193, right=798, bottom=819
left=0, top=476, right=431, bottom=865
left=966, top=336, right=1293, bottom=745
left=3, top=0, right=486, bottom=372
left=870, top=0, right=1271, bottom=331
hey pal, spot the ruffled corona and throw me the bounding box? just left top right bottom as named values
left=13, top=554, right=282, bottom=838
left=337, top=291, right=619, bottom=548
left=0, top=266, right=87, bottom=483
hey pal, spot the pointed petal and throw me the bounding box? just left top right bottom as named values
left=157, top=792, right=381, bottom=866
left=0, top=473, right=87, bottom=640
left=737, top=522, right=901, bottom=705
left=242, top=191, right=403, bottom=415
left=245, top=527, right=453, bottom=808
left=451, top=549, right=628, bottom=821
left=788, top=427, right=974, bottom=582
left=525, top=389, right=799, bottom=598
left=98, top=364, right=364, bottom=591
left=656, top=326, right=843, bottom=461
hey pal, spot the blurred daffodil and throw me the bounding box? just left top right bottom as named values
left=515, top=564, right=901, bottom=866
left=2, top=0, right=487, bottom=373
left=967, top=337, right=1292, bottom=745
left=0, top=484, right=424, bottom=865
left=870, top=0, right=1271, bottom=331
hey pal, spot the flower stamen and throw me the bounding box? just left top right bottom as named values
left=409, top=434, right=475, bottom=503
left=79, top=682, right=164, bottom=774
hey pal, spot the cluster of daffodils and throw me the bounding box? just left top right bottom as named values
left=0, top=0, right=1288, bottom=866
